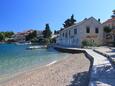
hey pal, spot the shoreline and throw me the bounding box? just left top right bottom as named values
left=0, top=53, right=71, bottom=84
left=1, top=53, right=90, bottom=86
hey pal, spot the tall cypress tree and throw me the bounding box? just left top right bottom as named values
left=113, top=10, right=115, bottom=14
left=43, top=24, right=52, bottom=38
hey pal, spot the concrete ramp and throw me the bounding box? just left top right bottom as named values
left=86, top=50, right=115, bottom=86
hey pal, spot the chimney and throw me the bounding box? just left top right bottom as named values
left=98, top=18, right=100, bottom=22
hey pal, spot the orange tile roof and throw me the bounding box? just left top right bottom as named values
left=103, top=18, right=115, bottom=24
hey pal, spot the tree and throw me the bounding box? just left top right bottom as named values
left=70, top=14, right=76, bottom=25
left=42, top=24, right=52, bottom=38
left=51, top=37, right=56, bottom=43
left=38, top=37, right=44, bottom=45
left=43, top=38, right=50, bottom=45
left=54, top=30, right=57, bottom=34
left=63, top=14, right=76, bottom=28
left=0, top=33, right=4, bottom=41
left=113, top=9, right=115, bottom=14
left=54, top=30, right=59, bottom=34
left=63, top=19, right=71, bottom=28
left=0, top=31, right=14, bottom=42
left=26, top=30, right=37, bottom=41
left=104, top=26, right=112, bottom=33
left=32, top=30, right=37, bottom=37
left=4, top=32, right=14, bottom=38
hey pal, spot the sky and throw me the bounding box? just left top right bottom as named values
left=0, top=0, right=114, bottom=32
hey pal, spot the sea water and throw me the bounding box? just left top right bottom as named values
left=0, top=44, right=68, bottom=83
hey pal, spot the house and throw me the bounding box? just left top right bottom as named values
left=12, top=29, right=35, bottom=42
left=12, top=32, right=26, bottom=42
left=12, top=29, right=43, bottom=42
left=56, top=17, right=103, bottom=47
left=103, top=10, right=115, bottom=29
left=102, top=10, right=115, bottom=44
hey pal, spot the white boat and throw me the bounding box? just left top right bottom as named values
left=26, top=45, right=47, bottom=50
left=16, top=42, right=31, bottom=45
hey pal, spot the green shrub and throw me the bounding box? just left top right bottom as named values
left=82, top=40, right=97, bottom=47
left=104, top=26, right=111, bottom=33
left=82, top=40, right=88, bottom=46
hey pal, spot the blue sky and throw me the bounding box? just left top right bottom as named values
left=0, top=0, right=114, bottom=32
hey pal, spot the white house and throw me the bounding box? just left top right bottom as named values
left=56, top=17, right=103, bottom=47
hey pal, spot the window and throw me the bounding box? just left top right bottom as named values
left=95, top=28, right=99, bottom=33
left=63, top=33, right=64, bottom=37
left=69, top=30, right=71, bottom=36
left=86, top=27, right=90, bottom=33
left=74, top=29, right=77, bottom=34
left=65, top=32, right=68, bottom=38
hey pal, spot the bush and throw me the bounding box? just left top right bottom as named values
left=82, top=40, right=97, bottom=47
left=38, top=38, right=51, bottom=45
left=112, top=42, right=115, bottom=47
left=104, top=26, right=111, bottom=33
left=51, top=37, right=56, bottom=43
left=82, top=40, right=88, bottom=46
left=31, top=38, right=39, bottom=44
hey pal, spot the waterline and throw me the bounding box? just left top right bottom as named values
left=0, top=44, right=68, bottom=83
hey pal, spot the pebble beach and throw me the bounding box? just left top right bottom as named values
left=1, top=53, right=90, bottom=86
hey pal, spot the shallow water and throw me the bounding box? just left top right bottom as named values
left=0, top=44, right=68, bottom=82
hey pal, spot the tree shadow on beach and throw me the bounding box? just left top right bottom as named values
left=67, top=71, right=90, bottom=86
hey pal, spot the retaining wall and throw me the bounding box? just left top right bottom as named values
left=54, top=46, right=94, bottom=86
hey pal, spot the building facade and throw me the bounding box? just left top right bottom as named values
left=56, top=17, right=103, bottom=47
left=103, top=10, right=115, bottom=29
left=12, top=29, right=43, bottom=42
left=12, top=32, right=26, bottom=42
left=103, top=10, right=115, bottom=44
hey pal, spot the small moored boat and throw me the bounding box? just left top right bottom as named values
left=26, top=45, right=47, bottom=50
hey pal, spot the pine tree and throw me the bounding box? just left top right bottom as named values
left=63, top=14, right=76, bottom=28
left=70, top=14, right=76, bottom=25
left=63, top=19, right=71, bottom=28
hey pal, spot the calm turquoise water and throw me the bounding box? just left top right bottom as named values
left=0, top=44, right=68, bottom=82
